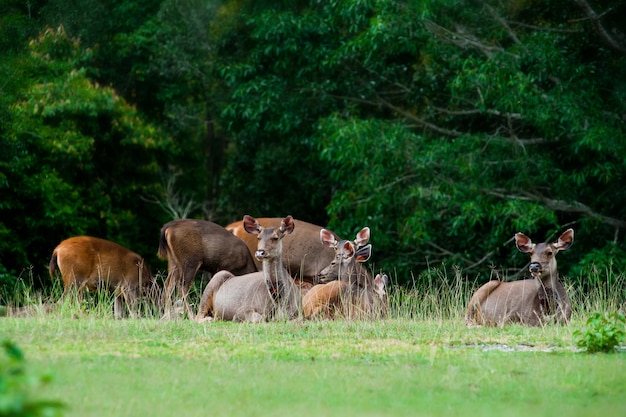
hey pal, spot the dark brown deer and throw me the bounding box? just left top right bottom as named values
left=465, top=228, right=574, bottom=326
left=226, top=217, right=340, bottom=292
left=49, top=236, right=155, bottom=318
left=195, top=215, right=301, bottom=323
left=302, top=228, right=389, bottom=319
left=158, top=219, right=258, bottom=319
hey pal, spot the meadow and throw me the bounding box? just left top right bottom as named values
left=1, top=269, right=625, bottom=417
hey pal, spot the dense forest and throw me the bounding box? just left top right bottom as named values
left=1, top=0, right=625, bottom=292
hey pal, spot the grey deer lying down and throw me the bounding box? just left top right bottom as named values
left=465, top=228, right=574, bottom=326
left=195, top=215, right=300, bottom=323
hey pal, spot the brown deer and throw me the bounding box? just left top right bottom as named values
left=465, top=228, right=574, bottom=326
left=158, top=219, right=258, bottom=319
left=195, top=215, right=301, bottom=323
left=302, top=228, right=389, bottom=319
left=49, top=236, right=155, bottom=318
left=226, top=217, right=340, bottom=292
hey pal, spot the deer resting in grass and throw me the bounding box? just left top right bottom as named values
left=195, top=215, right=301, bottom=323
left=158, top=219, right=258, bottom=319
left=465, top=228, right=574, bottom=326
left=226, top=217, right=340, bottom=293
left=302, top=228, right=389, bottom=320
left=49, top=236, right=155, bottom=318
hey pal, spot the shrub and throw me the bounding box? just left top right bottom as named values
left=574, top=312, right=626, bottom=354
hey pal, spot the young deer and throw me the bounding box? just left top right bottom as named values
left=195, top=215, right=300, bottom=323
left=303, top=228, right=388, bottom=320
left=465, top=229, right=574, bottom=326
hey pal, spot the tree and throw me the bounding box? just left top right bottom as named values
left=315, top=0, right=626, bottom=284
left=0, top=27, right=171, bottom=288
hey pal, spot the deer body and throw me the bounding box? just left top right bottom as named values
left=49, top=236, right=155, bottom=318
left=158, top=219, right=258, bottom=318
left=303, top=228, right=388, bottom=320
left=195, top=215, right=301, bottom=323
left=465, top=229, right=574, bottom=326
left=226, top=218, right=339, bottom=289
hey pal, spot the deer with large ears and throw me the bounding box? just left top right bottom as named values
left=302, top=227, right=389, bottom=319
left=195, top=215, right=301, bottom=323
left=225, top=217, right=340, bottom=292
left=465, top=228, right=574, bottom=326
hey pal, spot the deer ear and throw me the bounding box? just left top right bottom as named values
left=374, top=273, right=388, bottom=293
left=515, top=232, right=534, bottom=253
left=320, top=229, right=338, bottom=248
left=554, top=228, right=574, bottom=251
left=341, top=241, right=356, bottom=259
left=280, top=215, right=295, bottom=235
left=354, top=227, right=370, bottom=248
left=355, top=244, right=372, bottom=262
left=243, top=215, right=261, bottom=235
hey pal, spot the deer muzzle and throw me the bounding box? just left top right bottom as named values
left=529, top=262, right=542, bottom=277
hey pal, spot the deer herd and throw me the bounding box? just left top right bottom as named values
left=44, top=214, right=575, bottom=327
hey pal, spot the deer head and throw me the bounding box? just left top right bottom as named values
left=515, top=228, right=574, bottom=286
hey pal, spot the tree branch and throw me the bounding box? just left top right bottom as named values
left=485, top=189, right=626, bottom=229
left=574, top=0, right=626, bottom=54
left=423, top=20, right=519, bottom=59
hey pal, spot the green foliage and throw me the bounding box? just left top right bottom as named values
left=574, top=312, right=626, bottom=353
left=0, top=26, right=171, bottom=286
left=2, top=0, right=626, bottom=292
left=0, top=340, right=65, bottom=417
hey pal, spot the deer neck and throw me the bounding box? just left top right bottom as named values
left=261, top=256, right=289, bottom=288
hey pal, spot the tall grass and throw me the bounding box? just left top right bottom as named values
left=1, top=265, right=624, bottom=321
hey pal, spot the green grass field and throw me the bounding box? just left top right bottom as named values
left=1, top=270, right=625, bottom=417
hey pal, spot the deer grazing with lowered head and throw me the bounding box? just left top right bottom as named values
left=158, top=219, right=258, bottom=319
left=49, top=236, right=156, bottom=318
left=302, top=227, right=388, bottom=320
left=195, top=215, right=301, bottom=323
left=465, top=228, right=574, bottom=326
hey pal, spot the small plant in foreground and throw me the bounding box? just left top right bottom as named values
left=0, top=340, right=65, bottom=416
left=574, top=312, right=626, bottom=353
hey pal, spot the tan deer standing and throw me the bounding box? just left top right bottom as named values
left=49, top=236, right=156, bottom=318
left=465, top=229, right=574, bottom=326
left=158, top=219, right=258, bottom=319
left=302, top=228, right=388, bottom=320
left=195, top=215, right=301, bottom=323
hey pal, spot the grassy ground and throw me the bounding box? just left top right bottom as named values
left=2, top=317, right=625, bottom=417
left=1, top=269, right=625, bottom=417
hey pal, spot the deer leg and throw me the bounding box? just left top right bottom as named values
left=195, top=270, right=233, bottom=322
left=465, top=280, right=502, bottom=326
left=112, top=285, right=125, bottom=319
left=235, top=309, right=264, bottom=323
left=162, top=263, right=179, bottom=319
left=124, top=285, right=139, bottom=319
left=180, top=262, right=201, bottom=320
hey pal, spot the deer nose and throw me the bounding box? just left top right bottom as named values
left=529, top=262, right=542, bottom=273
left=255, top=250, right=267, bottom=260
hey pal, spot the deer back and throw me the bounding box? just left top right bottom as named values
left=50, top=236, right=154, bottom=292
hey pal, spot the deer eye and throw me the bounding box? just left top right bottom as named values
left=546, top=250, right=553, bottom=257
